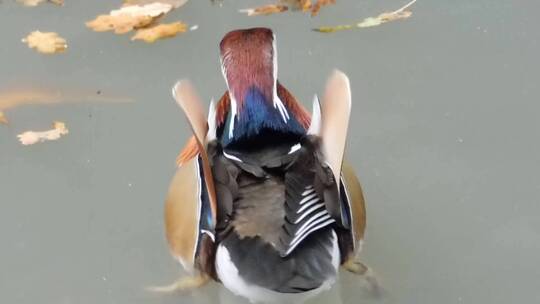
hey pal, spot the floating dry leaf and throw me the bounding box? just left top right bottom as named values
left=0, top=87, right=133, bottom=111
left=22, top=31, right=67, bottom=54
left=111, top=2, right=173, bottom=17
left=86, top=14, right=155, bottom=34
left=123, top=0, right=189, bottom=8
left=0, top=111, right=7, bottom=125
left=314, top=0, right=416, bottom=33
left=239, top=4, right=288, bottom=16
left=17, top=121, right=69, bottom=146
left=86, top=3, right=174, bottom=34
left=309, top=0, right=335, bottom=16
left=241, top=0, right=334, bottom=17
left=131, top=21, right=187, bottom=43
left=17, top=0, right=63, bottom=7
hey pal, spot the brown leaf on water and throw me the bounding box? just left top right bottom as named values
left=239, top=4, right=288, bottom=16
left=17, top=0, right=63, bottom=7
left=278, top=0, right=311, bottom=11
left=86, top=14, right=156, bottom=34
left=22, top=31, right=67, bottom=54
left=17, top=121, right=69, bottom=146
left=309, top=0, right=335, bottom=16
left=86, top=3, right=173, bottom=34
left=0, top=87, right=133, bottom=111
left=131, top=21, right=188, bottom=43
left=242, top=0, right=334, bottom=17
left=123, top=0, right=189, bottom=8
left=314, top=0, right=416, bottom=33
left=0, top=111, right=7, bottom=125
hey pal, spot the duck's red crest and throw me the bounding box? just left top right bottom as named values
left=220, top=28, right=275, bottom=109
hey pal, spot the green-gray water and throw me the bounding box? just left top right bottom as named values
left=1, top=1, right=539, bottom=303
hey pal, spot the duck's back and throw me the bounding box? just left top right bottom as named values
left=211, top=138, right=341, bottom=300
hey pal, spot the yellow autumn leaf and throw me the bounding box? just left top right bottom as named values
left=111, top=2, right=173, bottom=17
left=239, top=4, right=288, bottom=16
left=86, top=14, right=155, bottom=34
left=22, top=31, right=67, bottom=54
left=131, top=21, right=188, bottom=43
left=242, top=0, right=334, bottom=17
left=314, top=0, right=416, bottom=33
left=86, top=3, right=173, bottom=34
left=279, top=0, right=311, bottom=11
left=309, top=0, right=335, bottom=16
left=0, top=111, right=7, bottom=124
left=17, top=121, right=69, bottom=146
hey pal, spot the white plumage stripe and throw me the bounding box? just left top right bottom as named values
left=296, top=197, right=320, bottom=214
left=287, top=218, right=336, bottom=255
left=299, top=192, right=318, bottom=205
left=302, top=188, right=315, bottom=196
left=294, top=203, right=326, bottom=224
left=288, top=143, right=302, bottom=154
left=223, top=151, right=243, bottom=163
left=292, top=211, right=330, bottom=241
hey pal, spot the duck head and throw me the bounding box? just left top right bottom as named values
left=219, top=28, right=305, bottom=147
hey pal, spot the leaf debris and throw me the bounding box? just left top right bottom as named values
left=111, top=2, right=173, bottom=17
left=240, top=0, right=335, bottom=17
left=86, top=14, right=156, bottom=34
left=0, top=87, right=133, bottom=111
left=314, top=0, right=417, bottom=33
left=239, top=4, right=288, bottom=16
left=309, top=0, right=335, bottom=16
left=86, top=3, right=174, bottom=34
left=22, top=31, right=67, bottom=54
left=131, top=21, right=188, bottom=43
left=17, top=121, right=69, bottom=145
left=87, top=1, right=190, bottom=42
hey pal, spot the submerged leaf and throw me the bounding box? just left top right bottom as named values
left=0, top=87, right=132, bottom=111
left=131, top=21, right=188, bottom=43
left=17, top=121, right=69, bottom=145
left=314, top=0, right=416, bottom=33
left=22, top=31, right=67, bottom=54
left=0, top=111, right=7, bottom=125
left=239, top=4, right=288, bottom=16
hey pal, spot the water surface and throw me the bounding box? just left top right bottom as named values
left=1, top=1, right=539, bottom=303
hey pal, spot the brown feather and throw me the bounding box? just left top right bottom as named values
left=172, top=80, right=218, bottom=227
left=320, top=70, right=351, bottom=185
left=165, top=157, right=200, bottom=272
left=341, top=161, right=366, bottom=254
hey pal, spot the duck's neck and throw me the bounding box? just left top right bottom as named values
left=219, top=28, right=304, bottom=147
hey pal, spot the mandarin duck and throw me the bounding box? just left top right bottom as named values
left=161, top=28, right=372, bottom=303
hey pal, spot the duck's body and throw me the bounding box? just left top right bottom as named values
left=163, top=28, right=370, bottom=303
left=212, top=138, right=340, bottom=302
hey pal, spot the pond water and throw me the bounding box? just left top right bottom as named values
left=1, top=1, right=539, bottom=303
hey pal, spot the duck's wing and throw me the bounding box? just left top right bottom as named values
left=313, top=70, right=366, bottom=260
left=165, top=81, right=218, bottom=275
